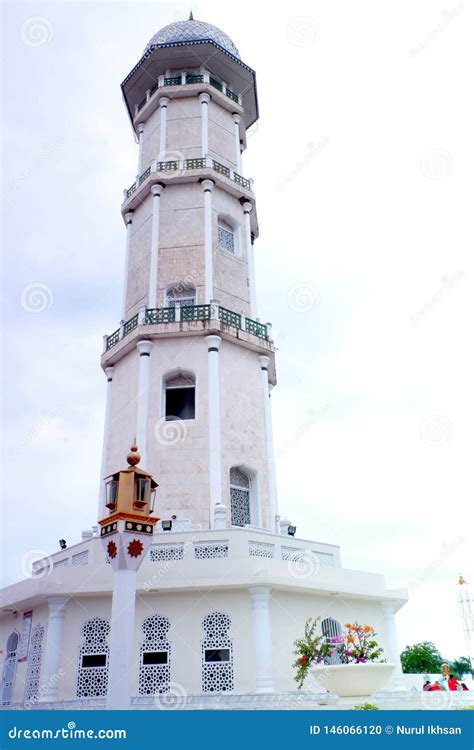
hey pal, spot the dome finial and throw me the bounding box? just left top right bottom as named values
left=127, top=438, right=141, bottom=467
left=189, top=10, right=194, bottom=21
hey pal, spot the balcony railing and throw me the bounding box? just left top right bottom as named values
left=135, top=73, right=241, bottom=116
left=105, top=304, right=270, bottom=352
left=125, top=156, right=253, bottom=200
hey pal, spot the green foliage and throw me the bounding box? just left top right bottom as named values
left=352, top=702, right=379, bottom=710
left=400, top=641, right=443, bottom=674
left=451, top=657, right=472, bottom=678
left=293, top=617, right=332, bottom=689
left=456, top=705, right=474, bottom=710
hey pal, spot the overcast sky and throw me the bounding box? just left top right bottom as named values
left=1, top=0, right=473, bottom=661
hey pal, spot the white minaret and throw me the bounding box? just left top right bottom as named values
left=99, top=14, right=278, bottom=533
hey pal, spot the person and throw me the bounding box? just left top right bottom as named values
left=448, top=674, right=459, bottom=691
left=460, top=682, right=469, bottom=691
left=423, top=680, right=432, bottom=691
left=430, top=681, right=441, bottom=691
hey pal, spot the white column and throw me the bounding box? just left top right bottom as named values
left=381, top=601, right=405, bottom=691
left=248, top=587, right=274, bottom=693
left=98, top=366, right=114, bottom=518
left=158, top=97, right=169, bottom=158
left=243, top=201, right=257, bottom=318
left=259, top=356, right=278, bottom=530
left=136, top=340, right=152, bottom=468
left=121, top=211, right=134, bottom=320
left=148, top=184, right=163, bottom=308
left=199, top=93, right=210, bottom=157
left=202, top=179, right=214, bottom=303
left=136, top=122, right=145, bottom=175
left=39, top=596, right=69, bottom=702
left=106, top=568, right=136, bottom=709
left=206, top=335, right=222, bottom=525
left=232, top=113, right=242, bottom=173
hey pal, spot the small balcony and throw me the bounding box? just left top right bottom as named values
left=104, top=303, right=271, bottom=354
left=134, top=71, right=241, bottom=118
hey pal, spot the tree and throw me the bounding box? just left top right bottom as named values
left=400, top=642, right=443, bottom=674
left=451, top=657, right=473, bottom=679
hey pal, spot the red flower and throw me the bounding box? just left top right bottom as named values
left=299, top=655, right=307, bottom=666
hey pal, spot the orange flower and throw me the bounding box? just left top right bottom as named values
left=347, top=635, right=355, bottom=643
left=363, top=626, right=372, bottom=633
left=344, top=623, right=351, bottom=628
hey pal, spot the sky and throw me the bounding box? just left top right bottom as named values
left=1, top=0, right=473, bottom=661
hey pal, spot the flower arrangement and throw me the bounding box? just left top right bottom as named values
left=293, top=618, right=386, bottom=688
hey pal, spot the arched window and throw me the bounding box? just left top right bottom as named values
left=201, top=612, right=233, bottom=693
left=1, top=631, right=19, bottom=706
left=166, top=284, right=196, bottom=309
left=229, top=467, right=251, bottom=527
left=138, top=615, right=171, bottom=695
left=321, top=617, right=343, bottom=665
left=76, top=617, right=110, bottom=698
left=218, top=218, right=236, bottom=255
left=24, top=624, right=44, bottom=704
left=164, top=370, right=196, bottom=421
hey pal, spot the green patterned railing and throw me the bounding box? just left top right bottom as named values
left=106, top=328, right=120, bottom=350
left=213, top=160, right=230, bottom=178
left=157, top=160, right=179, bottom=171
left=219, top=306, right=241, bottom=328
left=181, top=304, right=211, bottom=322
left=209, top=76, right=223, bottom=92
left=245, top=317, right=268, bottom=340
left=145, top=307, right=176, bottom=324
left=123, top=313, right=139, bottom=336
left=186, top=74, right=204, bottom=84
left=138, top=166, right=151, bottom=185
left=164, top=76, right=181, bottom=86
left=126, top=181, right=137, bottom=198
left=226, top=88, right=239, bottom=103
left=233, top=172, right=250, bottom=190
left=184, top=158, right=206, bottom=170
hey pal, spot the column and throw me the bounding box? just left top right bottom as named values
left=136, top=122, right=145, bottom=175
left=98, top=366, right=114, bottom=518
left=148, top=184, right=163, bottom=308
left=259, top=356, right=278, bottom=530
left=121, top=211, right=134, bottom=320
left=202, top=179, right=214, bottom=303
left=158, top=97, right=169, bottom=157
left=381, top=601, right=405, bottom=691
left=106, top=568, right=136, bottom=709
left=243, top=201, right=257, bottom=318
left=199, top=93, right=210, bottom=157
left=248, top=587, right=274, bottom=693
left=136, top=340, right=152, bottom=468
left=232, top=113, right=242, bottom=173
left=206, top=335, right=222, bottom=525
left=39, top=596, right=69, bottom=702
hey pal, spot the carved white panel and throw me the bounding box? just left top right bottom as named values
left=76, top=618, right=110, bottom=699
left=138, top=615, right=171, bottom=695
left=194, top=541, right=229, bottom=559
left=150, top=543, right=184, bottom=562
left=201, top=613, right=233, bottom=693
left=72, top=551, right=89, bottom=567
left=24, top=625, right=44, bottom=703
left=249, top=541, right=275, bottom=559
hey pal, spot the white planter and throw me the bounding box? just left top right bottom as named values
left=310, top=662, right=395, bottom=697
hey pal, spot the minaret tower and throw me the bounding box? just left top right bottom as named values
left=99, top=15, right=278, bottom=533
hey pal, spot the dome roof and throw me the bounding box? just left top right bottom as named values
left=145, top=15, right=240, bottom=59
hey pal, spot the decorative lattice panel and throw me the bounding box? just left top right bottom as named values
left=194, top=541, right=229, bottom=559
left=281, top=546, right=304, bottom=561
left=76, top=618, right=110, bottom=698
left=218, top=225, right=235, bottom=254
left=138, top=615, right=171, bottom=695
left=165, top=373, right=195, bottom=387
left=230, top=487, right=250, bottom=527
left=249, top=541, right=275, bottom=559
left=314, top=552, right=335, bottom=567
left=53, top=558, right=68, bottom=569
left=1, top=632, right=18, bottom=706
left=72, top=551, right=89, bottom=567
left=230, top=467, right=250, bottom=487
left=150, top=544, right=184, bottom=562
left=201, top=613, right=233, bottom=693
left=24, top=624, right=44, bottom=703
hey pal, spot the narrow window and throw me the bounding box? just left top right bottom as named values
left=76, top=618, right=110, bottom=698
left=1, top=632, right=19, bottom=706
left=218, top=222, right=235, bottom=254
left=164, top=372, right=195, bottom=421
left=138, top=615, right=171, bottom=695
left=166, top=284, right=196, bottom=309
left=201, top=613, right=233, bottom=693
left=229, top=467, right=251, bottom=527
